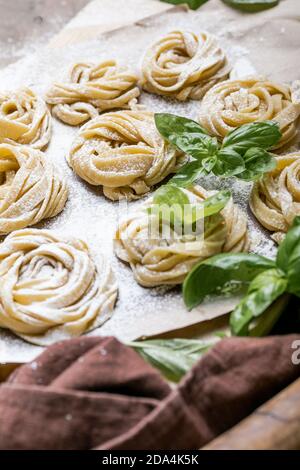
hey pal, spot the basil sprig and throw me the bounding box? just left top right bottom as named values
left=149, top=185, right=231, bottom=227
left=183, top=216, right=300, bottom=337
left=221, top=0, right=280, bottom=13
left=230, top=269, right=287, bottom=335
left=155, top=113, right=280, bottom=185
left=127, top=337, right=214, bottom=382
left=183, top=252, right=275, bottom=310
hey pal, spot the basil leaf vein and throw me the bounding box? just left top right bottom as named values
left=230, top=268, right=287, bottom=336
left=222, top=121, right=281, bottom=153
left=213, top=148, right=245, bottom=177
left=150, top=186, right=231, bottom=227
left=183, top=252, right=275, bottom=310
left=170, top=161, right=208, bottom=188
left=236, top=147, right=276, bottom=181
left=155, top=113, right=282, bottom=183
left=155, top=113, right=215, bottom=160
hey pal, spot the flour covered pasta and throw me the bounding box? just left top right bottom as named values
left=250, top=152, right=300, bottom=243
left=199, top=78, right=300, bottom=150
left=0, top=143, right=68, bottom=235
left=46, top=60, right=140, bottom=125
left=0, top=229, right=118, bottom=345
left=141, top=30, right=231, bottom=101
left=68, top=109, right=185, bottom=200
left=0, top=88, right=51, bottom=149
left=114, top=186, right=249, bottom=287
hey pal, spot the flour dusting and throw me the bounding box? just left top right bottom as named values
left=0, top=7, right=284, bottom=362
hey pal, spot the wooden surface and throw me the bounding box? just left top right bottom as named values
left=0, top=363, right=18, bottom=382
left=203, top=377, right=300, bottom=450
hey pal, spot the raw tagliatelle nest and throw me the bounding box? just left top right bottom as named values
left=114, top=185, right=249, bottom=287
left=67, top=109, right=185, bottom=201
left=141, top=30, right=231, bottom=101
left=46, top=60, right=141, bottom=126
left=0, top=88, right=51, bottom=149
left=250, top=152, right=300, bottom=244
left=0, top=229, right=118, bottom=346
left=0, top=142, right=68, bottom=235
left=198, top=77, right=300, bottom=150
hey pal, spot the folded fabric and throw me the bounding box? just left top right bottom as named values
left=0, top=334, right=299, bottom=449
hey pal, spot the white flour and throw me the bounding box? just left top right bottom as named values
left=0, top=7, right=291, bottom=362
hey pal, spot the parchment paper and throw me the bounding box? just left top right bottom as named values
left=0, top=0, right=299, bottom=363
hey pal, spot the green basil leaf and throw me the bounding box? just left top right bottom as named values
left=237, top=147, right=277, bottom=181
left=170, top=160, right=208, bottom=188
left=127, top=337, right=214, bottom=382
left=221, top=0, right=279, bottom=13
left=155, top=113, right=218, bottom=160
left=202, top=156, right=217, bottom=173
left=160, top=0, right=210, bottom=11
left=182, top=190, right=231, bottom=226
left=201, top=190, right=231, bottom=218
left=213, top=148, right=245, bottom=177
left=276, top=216, right=300, bottom=297
left=247, top=294, right=290, bottom=337
left=222, top=121, right=281, bottom=153
left=153, top=184, right=190, bottom=207
left=183, top=252, right=275, bottom=310
left=151, top=186, right=230, bottom=229
left=230, top=268, right=287, bottom=336
left=149, top=184, right=189, bottom=226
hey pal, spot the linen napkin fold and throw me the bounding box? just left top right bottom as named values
left=0, top=334, right=299, bottom=450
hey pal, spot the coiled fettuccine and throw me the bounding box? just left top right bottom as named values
left=68, top=109, right=185, bottom=200
left=250, top=152, right=300, bottom=244
left=199, top=78, right=300, bottom=150
left=141, top=30, right=231, bottom=101
left=0, top=88, right=51, bottom=149
left=0, top=229, right=118, bottom=345
left=46, top=60, right=140, bottom=126
left=115, top=186, right=249, bottom=287
left=0, top=143, right=68, bottom=235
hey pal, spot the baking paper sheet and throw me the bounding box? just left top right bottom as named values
left=0, top=0, right=299, bottom=363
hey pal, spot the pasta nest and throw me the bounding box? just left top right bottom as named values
left=46, top=60, right=141, bottom=126
left=0, top=142, right=68, bottom=235
left=0, top=88, right=51, bottom=149
left=0, top=229, right=118, bottom=345
left=68, top=109, right=185, bottom=201
left=199, top=78, right=300, bottom=150
left=114, top=185, right=249, bottom=287
left=141, top=30, right=231, bottom=101
left=250, top=152, right=300, bottom=244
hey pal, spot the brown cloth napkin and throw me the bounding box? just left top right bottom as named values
left=0, top=334, right=299, bottom=450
